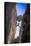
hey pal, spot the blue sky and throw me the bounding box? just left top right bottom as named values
left=16, top=3, right=27, bottom=16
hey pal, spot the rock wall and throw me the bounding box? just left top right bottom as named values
left=4, top=2, right=16, bottom=44
left=20, top=4, right=30, bottom=43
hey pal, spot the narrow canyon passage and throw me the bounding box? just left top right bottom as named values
left=4, top=2, right=30, bottom=44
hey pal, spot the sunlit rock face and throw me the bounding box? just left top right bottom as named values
left=5, top=2, right=16, bottom=44
left=15, top=20, right=22, bottom=39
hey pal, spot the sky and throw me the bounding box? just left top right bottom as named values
left=16, top=3, right=27, bottom=16
left=15, top=3, right=27, bottom=38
